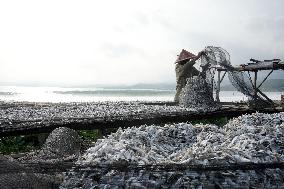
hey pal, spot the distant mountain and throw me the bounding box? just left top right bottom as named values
left=259, top=79, right=284, bottom=91
left=98, top=79, right=283, bottom=91
left=95, top=83, right=176, bottom=90
left=221, top=79, right=284, bottom=91
left=1, top=79, right=282, bottom=92
left=128, top=83, right=175, bottom=90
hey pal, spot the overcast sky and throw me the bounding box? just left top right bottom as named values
left=0, top=0, right=283, bottom=86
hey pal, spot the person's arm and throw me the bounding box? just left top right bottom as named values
left=181, top=50, right=205, bottom=76
left=183, top=50, right=204, bottom=69
left=191, top=51, right=205, bottom=62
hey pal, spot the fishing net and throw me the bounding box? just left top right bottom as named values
left=179, top=46, right=272, bottom=109
left=201, top=46, right=272, bottom=107
left=178, top=47, right=221, bottom=110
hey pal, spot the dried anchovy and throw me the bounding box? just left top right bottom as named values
left=0, top=101, right=198, bottom=126
left=179, top=76, right=221, bottom=112
left=61, top=112, right=284, bottom=188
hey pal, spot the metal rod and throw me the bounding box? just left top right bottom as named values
left=257, top=70, right=273, bottom=89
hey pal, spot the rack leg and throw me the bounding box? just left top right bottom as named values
left=216, top=70, right=221, bottom=102
left=253, top=71, right=258, bottom=106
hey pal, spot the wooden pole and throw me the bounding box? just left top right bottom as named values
left=216, top=70, right=221, bottom=102
left=254, top=71, right=258, bottom=106
left=257, top=70, right=273, bottom=89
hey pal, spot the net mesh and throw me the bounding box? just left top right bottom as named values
left=201, top=46, right=272, bottom=107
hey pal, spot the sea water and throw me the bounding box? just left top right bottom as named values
left=0, top=86, right=283, bottom=103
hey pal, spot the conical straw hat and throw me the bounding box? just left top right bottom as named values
left=175, top=49, right=196, bottom=63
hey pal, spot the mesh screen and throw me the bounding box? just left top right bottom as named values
left=201, top=46, right=271, bottom=107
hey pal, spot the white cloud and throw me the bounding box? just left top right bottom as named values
left=0, top=0, right=283, bottom=86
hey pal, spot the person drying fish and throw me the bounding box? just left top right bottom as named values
left=174, top=49, right=205, bottom=102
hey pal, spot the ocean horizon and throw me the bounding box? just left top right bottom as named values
left=0, top=85, right=283, bottom=103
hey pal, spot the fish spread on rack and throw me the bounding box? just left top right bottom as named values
left=61, top=112, right=284, bottom=188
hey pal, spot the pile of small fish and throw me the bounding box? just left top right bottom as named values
left=0, top=101, right=207, bottom=134
left=79, top=123, right=197, bottom=165
left=18, top=127, right=81, bottom=163
left=61, top=112, right=284, bottom=188
left=179, top=77, right=220, bottom=111
left=0, top=101, right=197, bottom=125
